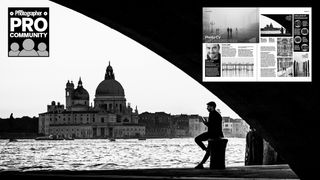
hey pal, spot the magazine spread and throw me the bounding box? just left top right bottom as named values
left=203, top=7, right=311, bottom=82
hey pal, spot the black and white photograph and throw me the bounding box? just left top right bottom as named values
left=260, top=14, right=292, bottom=37
left=277, top=38, right=293, bottom=56
left=277, top=57, right=293, bottom=77
left=0, top=2, right=315, bottom=180
left=204, top=43, right=221, bottom=77
left=203, top=8, right=259, bottom=43
left=221, top=58, right=254, bottom=77
left=293, top=53, right=310, bottom=77
left=2, top=0, right=252, bottom=176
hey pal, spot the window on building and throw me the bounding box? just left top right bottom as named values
left=101, top=117, right=104, bottom=123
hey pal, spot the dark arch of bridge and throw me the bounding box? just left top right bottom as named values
left=51, top=1, right=316, bottom=179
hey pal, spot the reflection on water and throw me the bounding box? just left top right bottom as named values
left=0, top=138, right=245, bottom=171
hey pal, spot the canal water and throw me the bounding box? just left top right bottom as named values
left=0, top=138, right=245, bottom=171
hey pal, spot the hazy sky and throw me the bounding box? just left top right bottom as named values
left=0, top=0, right=241, bottom=119
left=203, top=8, right=259, bottom=29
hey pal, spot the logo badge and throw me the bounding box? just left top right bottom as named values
left=8, top=8, right=49, bottom=57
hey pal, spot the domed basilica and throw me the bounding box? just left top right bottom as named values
left=39, top=62, right=145, bottom=139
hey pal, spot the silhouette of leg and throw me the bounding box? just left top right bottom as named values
left=199, top=148, right=211, bottom=165
left=200, top=143, right=211, bottom=164
left=195, top=132, right=209, bottom=151
left=195, top=142, right=212, bottom=168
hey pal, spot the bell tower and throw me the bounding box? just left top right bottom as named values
left=65, top=80, right=74, bottom=111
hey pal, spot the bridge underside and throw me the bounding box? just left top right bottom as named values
left=50, top=1, right=316, bottom=179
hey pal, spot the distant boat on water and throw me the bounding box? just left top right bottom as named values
left=138, top=137, right=146, bottom=140
left=109, top=138, right=116, bottom=142
left=35, top=135, right=73, bottom=140
left=64, top=137, right=74, bottom=140
left=9, top=138, right=18, bottom=142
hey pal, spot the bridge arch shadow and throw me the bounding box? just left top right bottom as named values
left=50, top=1, right=317, bottom=178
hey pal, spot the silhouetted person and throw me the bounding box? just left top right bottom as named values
left=245, top=127, right=263, bottom=165
left=10, top=113, right=14, bottom=120
left=230, top=28, right=232, bottom=38
left=195, top=101, right=224, bottom=169
left=280, top=27, right=284, bottom=34
left=227, top=27, right=230, bottom=38
left=236, top=28, right=238, bottom=38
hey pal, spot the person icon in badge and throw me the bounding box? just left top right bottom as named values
left=18, top=39, right=39, bottom=56
left=9, top=42, right=20, bottom=56
left=37, top=42, right=49, bottom=56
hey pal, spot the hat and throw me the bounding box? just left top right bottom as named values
left=207, top=101, right=216, bottom=107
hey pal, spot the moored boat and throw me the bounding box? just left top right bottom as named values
left=35, top=135, right=64, bottom=140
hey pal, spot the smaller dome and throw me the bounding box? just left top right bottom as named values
left=73, top=87, right=89, bottom=100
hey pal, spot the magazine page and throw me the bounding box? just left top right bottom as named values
left=202, top=7, right=312, bottom=82
left=203, top=8, right=259, bottom=82
left=258, top=7, right=312, bottom=81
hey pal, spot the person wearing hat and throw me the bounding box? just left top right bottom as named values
left=194, top=101, right=224, bottom=169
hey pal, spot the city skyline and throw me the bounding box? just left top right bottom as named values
left=0, top=0, right=241, bottom=119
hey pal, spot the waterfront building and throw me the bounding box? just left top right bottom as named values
left=188, top=115, right=207, bottom=137
left=139, top=113, right=208, bottom=138
left=222, top=117, right=249, bottom=138
left=38, top=62, right=145, bottom=139
left=172, top=114, right=190, bottom=137
left=138, top=112, right=173, bottom=138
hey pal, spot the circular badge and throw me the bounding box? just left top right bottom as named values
left=295, top=20, right=301, bottom=28
left=301, top=44, right=309, bottom=52
left=301, top=28, right=309, bottom=35
left=294, top=36, right=302, bottom=44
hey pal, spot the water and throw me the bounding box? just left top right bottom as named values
left=0, top=138, right=246, bottom=171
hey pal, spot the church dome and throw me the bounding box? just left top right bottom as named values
left=73, top=87, right=89, bottom=100
left=95, top=62, right=125, bottom=97
left=95, top=79, right=125, bottom=96
left=73, top=78, right=89, bottom=100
